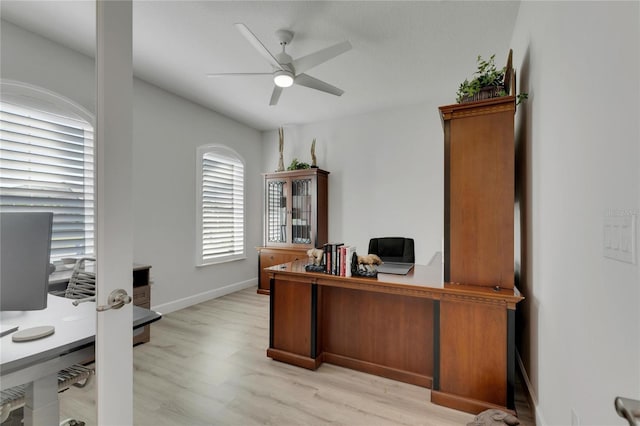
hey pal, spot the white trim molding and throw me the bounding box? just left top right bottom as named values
left=152, top=277, right=257, bottom=314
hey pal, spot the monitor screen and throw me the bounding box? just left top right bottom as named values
left=0, top=212, right=53, bottom=311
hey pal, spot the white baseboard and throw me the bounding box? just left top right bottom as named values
left=151, top=277, right=258, bottom=314
left=517, top=350, right=546, bottom=426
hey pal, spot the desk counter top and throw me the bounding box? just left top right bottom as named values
left=1, top=295, right=95, bottom=377
left=266, top=260, right=523, bottom=309
left=1, top=294, right=160, bottom=377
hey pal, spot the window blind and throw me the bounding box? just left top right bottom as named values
left=201, top=151, right=244, bottom=262
left=0, top=102, right=95, bottom=262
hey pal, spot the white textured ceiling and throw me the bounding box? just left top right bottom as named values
left=1, top=1, right=520, bottom=131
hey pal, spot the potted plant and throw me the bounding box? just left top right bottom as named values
left=287, top=158, right=310, bottom=171
left=455, top=53, right=527, bottom=105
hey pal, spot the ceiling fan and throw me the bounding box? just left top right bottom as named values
left=207, top=23, right=352, bottom=106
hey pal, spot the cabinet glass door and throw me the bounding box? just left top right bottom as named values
left=291, top=178, right=312, bottom=244
left=266, top=179, right=287, bottom=244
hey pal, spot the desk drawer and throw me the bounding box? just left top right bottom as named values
left=133, top=284, right=151, bottom=345
left=133, top=285, right=150, bottom=307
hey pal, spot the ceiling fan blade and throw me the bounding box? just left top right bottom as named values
left=206, top=72, right=272, bottom=77
left=269, top=86, right=283, bottom=106
left=234, top=23, right=283, bottom=71
left=294, top=73, right=344, bottom=97
left=292, top=41, right=352, bottom=74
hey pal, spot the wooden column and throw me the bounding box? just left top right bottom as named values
left=440, top=96, right=516, bottom=289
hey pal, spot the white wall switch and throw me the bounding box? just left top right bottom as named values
left=604, top=213, right=637, bottom=264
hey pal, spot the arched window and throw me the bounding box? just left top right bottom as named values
left=196, top=144, right=245, bottom=265
left=0, top=80, right=94, bottom=262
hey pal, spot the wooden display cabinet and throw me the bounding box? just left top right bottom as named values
left=439, top=96, right=516, bottom=289
left=257, top=168, right=328, bottom=294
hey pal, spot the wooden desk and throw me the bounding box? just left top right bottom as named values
left=266, top=260, right=523, bottom=415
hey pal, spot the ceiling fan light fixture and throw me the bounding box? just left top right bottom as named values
left=274, top=70, right=294, bottom=88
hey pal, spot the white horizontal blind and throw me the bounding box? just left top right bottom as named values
left=200, top=149, right=244, bottom=263
left=0, top=102, right=95, bottom=262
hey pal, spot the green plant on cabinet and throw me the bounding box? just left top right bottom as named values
left=456, top=53, right=528, bottom=105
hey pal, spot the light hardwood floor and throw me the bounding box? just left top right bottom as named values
left=59, top=286, right=533, bottom=426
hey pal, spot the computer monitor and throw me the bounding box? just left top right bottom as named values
left=0, top=211, right=53, bottom=311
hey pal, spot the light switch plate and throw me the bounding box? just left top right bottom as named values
left=604, top=213, right=637, bottom=264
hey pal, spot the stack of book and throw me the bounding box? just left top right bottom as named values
left=322, top=243, right=357, bottom=277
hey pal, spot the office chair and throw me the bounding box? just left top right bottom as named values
left=368, top=237, right=415, bottom=263
left=64, top=257, right=97, bottom=302
left=0, top=258, right=96, bottom=426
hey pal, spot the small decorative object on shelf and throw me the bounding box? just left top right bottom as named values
left=310, top=138, right=317, bottom=168
left=351, top=253, right=381, bottom=278
left=352, top=268, right=377, bottom=278
left=305, top=264, right=326, bottom=273
left=306, top=248, right=324, bottom=266
left=277, top=127, right=285, bottom=172
left=357, top=253, right=382, bottom=270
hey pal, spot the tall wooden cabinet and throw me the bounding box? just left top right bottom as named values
left=438, top=96, right=519, bottom=413
left=256, top=168, right=329, bottom=294
left=439, top=96, right=516, bottom=289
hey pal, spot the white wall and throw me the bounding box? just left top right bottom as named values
left=1, top=19, right=263, bottom=312
left=132, top=79, right=262, bottom=311
left=0, top=20, right=95, bottom=114
left=510, top=2, right=640, bottom=425
left=262, top=102, right=445, bottom=264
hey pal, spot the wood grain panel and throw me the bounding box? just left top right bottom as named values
left=267, top=263, right=522, bottom=414
left=439, top=299, right=507, bottom=406
left=271, top=278, right=311, bottom=357
left=441, top=97, right=515, bottom=289
left=320, top=286, right=433, bottom=384
left=315, top=171, right=328, bottom=248
left=257, top=247, right=307, bottom=294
